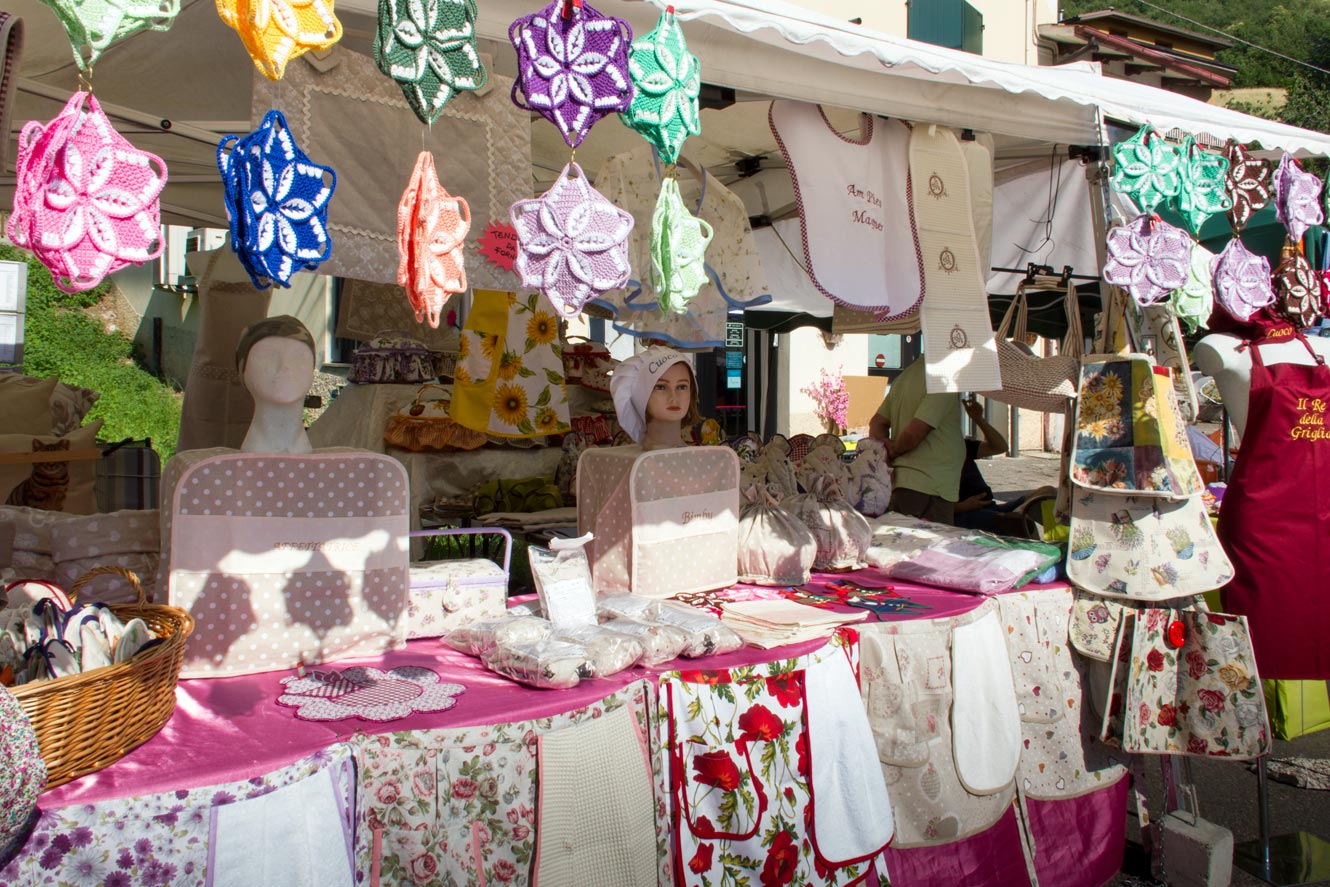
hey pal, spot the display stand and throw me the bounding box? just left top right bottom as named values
left=1234, top=757, right=1330, bottom=885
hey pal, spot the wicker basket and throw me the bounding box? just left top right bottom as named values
left=12, top=566, right=195, bottom=789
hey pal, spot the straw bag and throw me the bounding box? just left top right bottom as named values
left=12, top=566, right=193, bottom=789
left=978, top=278, right=1083, bottom=413
left=383, top=383, right=488, bottom=452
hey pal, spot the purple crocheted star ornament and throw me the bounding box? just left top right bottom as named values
left=509, top=161, right=633, bottom=316
left=1273, top=153, right=1324, bottom=244
left=1211, top=238, right=1274, bottom=322
left=1102, top=214, right=1190, bottom=307
left=509, top=0, right=632, bottom=148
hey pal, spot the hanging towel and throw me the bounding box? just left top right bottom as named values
left=950, top=608, right=1023, bottom=796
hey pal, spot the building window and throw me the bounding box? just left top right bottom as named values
left=907, top=0, right=984, bottom=55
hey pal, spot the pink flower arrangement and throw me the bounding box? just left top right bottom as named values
left=801, top=366, right=849, bottom=431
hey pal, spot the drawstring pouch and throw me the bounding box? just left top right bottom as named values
left=650, top=176, right=713, bottom=314
left=397, top=150, right=470, bottom=328
left=620, top=9, right=700, bottom=164
left=373, top=0, right=487, bottom=125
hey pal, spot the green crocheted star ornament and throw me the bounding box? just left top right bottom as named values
left=40, top=0, right=180, bottom=70
left=1175, top=136, right=1232, bottom=234
left=650, top=177, right=713, bottom=314
left=620, top=10, right=700, bottom=165
left=374, top=0, right=487, bottom=126
left=1110, top=124, right=1182, bottom=212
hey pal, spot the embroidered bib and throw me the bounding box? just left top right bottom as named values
left=1102, top=214, right=1190, bottom=307
left=1109, top=125, right=1181, bottom=212
left=40, top=0, right=180, bottom=70
left=508, top=0, right=633, bottom=147
left=217, top=110, right=337, bottom=289
left=373, top=0, right=487, bottom=125
left=650, top=176, right=713, bottom=314
left=620, top=10, right=699, bottom=164
left=7, top=91, right=166, bottom=293
left=1175, top=136, right=1231, bottom=233
left=1211, top=238, right=1274, bottom=322
left=1224, top=141, right=1272, bottom=233
left=397, top=150, right=470, bottom=327
left=1273, top=153, right=1325, bottom=244
left=509, top=161, right=633, bottom=316
left=216, top=0, right=343, bottom=81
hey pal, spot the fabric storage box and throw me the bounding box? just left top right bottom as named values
left=160, top=448, right=411, bottom=678
left=405, top=527, right=511, bottom=639
left=577, top=446, right=740, bottom=598
left=51, top=509, right=161, bottom=603
left=348, top=332, right=440, bottom=384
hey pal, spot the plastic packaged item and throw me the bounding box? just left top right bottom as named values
left=551, top=624, right=644, bottom=677
left=506, top=600, right=543, bottom=618
left=482, top=638, right=593, bottom=689
left=528, top=533, right=598, bottom=628
left=443, top=616, right=551, bottom=657
left=654, top=602, right=746, bottom=658
left=600, top=617, right=689, bottom=666
left=597, top=594, right=662, bottom=623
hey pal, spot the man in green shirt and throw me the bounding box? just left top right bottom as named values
left=868, top=355, right=965, bottom=524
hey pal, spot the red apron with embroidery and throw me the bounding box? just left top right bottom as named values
left=1219, top=335, right=1330, bottom=679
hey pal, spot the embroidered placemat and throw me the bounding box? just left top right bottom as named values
left=277, top=666, right=465, bottom=722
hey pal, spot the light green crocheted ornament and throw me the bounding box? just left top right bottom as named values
left=1169, top=241, right=1214, bottom=334
left=1175, top=136, right=1232, bottom=234
left=1110, top=124, right=1182, bottom=212
left=374, top=0, right=487, bottom=126
left=650, top=177, right=713, bottom=314
left=40, top=0, right=180, bottom=71
left=621, top=10, right=700, bottom=165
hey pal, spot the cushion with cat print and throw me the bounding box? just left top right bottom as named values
left=0, top=375, right=57, bottom=436
left=0, top=374, right=100, bottom=436
left=0, top=420, right=104, bottom=515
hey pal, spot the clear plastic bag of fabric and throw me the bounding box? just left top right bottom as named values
left=482, top=638, right=593, bottom=689
left=551, top=624, right=644, bottom=677
left=600, top=617, right=688, bottom=665
left=443, top=616, right=551, bottom=657
left=528, top=534, right=598, bottom=628
left=654, top=601, right=746, bottom=658
left=597, top=594, right=662, bottom=623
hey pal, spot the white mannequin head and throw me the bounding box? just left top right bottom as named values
left=241, top=336, right=315, bottom=406
left=610, top=345, right=699, bottom=450
left=234, top=316, right=317, bottom=454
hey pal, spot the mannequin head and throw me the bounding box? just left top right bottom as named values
left=646, top=362, right=696, bottom=425
left=235, top=316, right=317, bottom=406
left=610, top=345, right=700, bottom=447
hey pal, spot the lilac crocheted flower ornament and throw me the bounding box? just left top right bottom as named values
left=1223, top=141, right=1272, bottom=233
left=509, top=161, right=633, bottom=316
left=374, top=0, right=487, bottom=125
left=509, top=0, right=632, bottom=148
left=1273, top=153, right=1324, bottom=244
left=217, top=110, right=336, bottom=290
left=1102, top=214, right=1190, bottom=307
left=1175, top=136, right=1231, bottom=233
left=7, top=91, right=166, bottom=293
left=1110, top=125, right=1182, bottom=212
left=620, top=9, right=700, bottom=165
left=1210, top=238, right=1274, bottom=322
left=1275, top=251, right=1319, bottom=328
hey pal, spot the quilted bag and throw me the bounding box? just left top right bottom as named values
left=977, top=277, right=1083, bottom=413
left=508, top=0, right=633, bottom=148
left=382, top=383, right=488, bottom=452
left=404, top=528, right=510, bottom=639
left=349, top=331, right=439, bottom=384
left=397, top=150, right=470, bottom=328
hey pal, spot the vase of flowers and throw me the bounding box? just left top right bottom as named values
left=801, top=366, right=849, bottom=435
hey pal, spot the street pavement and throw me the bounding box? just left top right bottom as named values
left=978, top=452, right=1330, bottom=887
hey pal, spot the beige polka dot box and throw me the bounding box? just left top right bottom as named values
left=159, top=449, right=411, bottom=678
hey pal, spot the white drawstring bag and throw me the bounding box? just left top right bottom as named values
left=737, top=485, right=818, bottom=586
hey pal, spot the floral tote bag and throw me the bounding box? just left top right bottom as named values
left=1119, top=608, right=1271, bottom=759
left=450, top=289, right=572, bottom=438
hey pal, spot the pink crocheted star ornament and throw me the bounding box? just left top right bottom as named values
left=397, top=151, right=470, bottom=328
left=1211, top=238, right=1274, bottom=322
left=1273, top=153, right=1325, bottom=244
left=509, top=0, right=633, bottom=148
left=509, top=161, right=634, bottom=317
left=1224, top=142, right=1271, bottom=233
left=1102, top=214, right=1190, bottom=307
left=7, top=91, right=165, bottom=293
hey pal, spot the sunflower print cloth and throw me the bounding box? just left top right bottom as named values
left=449, top=289, right=571, bottom=438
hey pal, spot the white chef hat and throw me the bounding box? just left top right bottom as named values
left=610, top=345, right=694, bottom=443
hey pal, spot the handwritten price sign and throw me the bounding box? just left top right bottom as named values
left=479, top=220, right=518, bottom=273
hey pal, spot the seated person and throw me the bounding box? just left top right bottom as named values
left=954, top=397, right=1019, bottom=531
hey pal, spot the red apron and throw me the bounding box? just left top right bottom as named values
left=1219, top=334, right=1330, bottom=679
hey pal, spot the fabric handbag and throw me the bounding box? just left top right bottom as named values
left=1116, top=608, right=1271, bottom=759
left=449, top=290, right=572, bottom=438
left=348, top=331, right=439, bottom=384
left=382, top=384, right=488, bottom=452
left=976, top=277, right=1082, bottom=412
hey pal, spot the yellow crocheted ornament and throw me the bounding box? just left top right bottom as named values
left=217, top=0, right=343, bottom=81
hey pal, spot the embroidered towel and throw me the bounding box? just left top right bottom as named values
left=909, top=124, right=1002, bottom=393
left=536, top=706, right=658, bottom=887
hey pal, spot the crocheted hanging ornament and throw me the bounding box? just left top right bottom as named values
left=216, top=110, right=336, bottom=289
left=1223, top=141, right=1272, bottom=233
left=1110, top=124, right=1182, bottom=212
left=216, top=0, right=343, bottom=81
left=509, top=161, right=633, bottom=316
left=650, top=175, right=713, bottom=314
left=397, top=151, right=470, bottom=328
left=7, top=91, right=166, bottom=293
left=620, top=9, right=700, bottom=165
left=509, top=0, right=633, bottom=148
left=1273, top=153, right=1325, bottom=244
left=1169, top=241, right=1214, bottom=334
left=1174, top=136, right=1231, bottom=234
left=1211, top=237, right=1274, bottom=322
left=1275, top=251, right=1319, bottom=328
left=40, top=0, right=181, bottom=71
left=1102, top=213, right=1190, bottom=307
left=373, top=0, right=487, bottom=125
